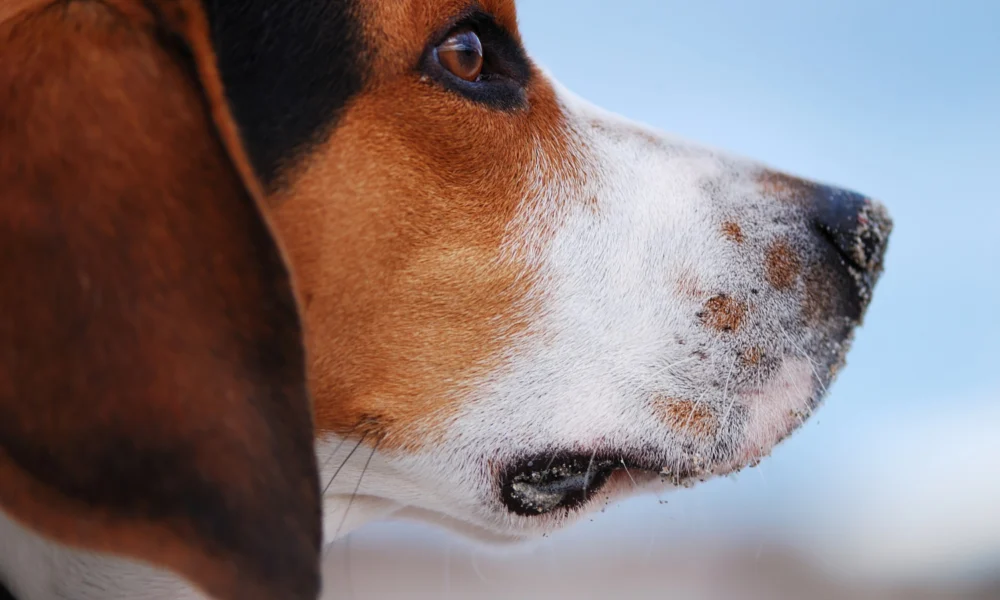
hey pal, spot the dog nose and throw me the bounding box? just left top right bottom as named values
left=811, top=184, right=892, bottom=291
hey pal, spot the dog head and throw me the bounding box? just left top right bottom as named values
left=0, top=1, right=891, bottom=598
left=200, top=0, right=891, bottom=541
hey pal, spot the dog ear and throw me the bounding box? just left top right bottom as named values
left=0, top=2, right=321, bottom=599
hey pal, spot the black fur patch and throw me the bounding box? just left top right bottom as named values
left=202, top=0, right=367, bottom=188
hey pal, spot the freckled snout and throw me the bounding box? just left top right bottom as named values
left=759, top=170, right=893, bottom=322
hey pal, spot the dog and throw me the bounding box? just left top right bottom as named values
left=0, top=0, right=892, bottom=598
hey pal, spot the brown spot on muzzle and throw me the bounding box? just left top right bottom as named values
left=742, top=347, right=764, bottom=366
left=757, top=170, right=818, bottom=205
left=721, top=221, right=744, bottom=243
left=654, top=398, right=718, bottom=439
left=765, top=240, right=802, bottom=290
left=699, top=294, right=746, bottom=333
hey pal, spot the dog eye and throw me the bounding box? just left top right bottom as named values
left=436, top=29, right=483, bottom=82
left=421, top=14, right=531, bottom=111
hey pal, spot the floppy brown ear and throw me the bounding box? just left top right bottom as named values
left=0, top=1, right=321, bottom=599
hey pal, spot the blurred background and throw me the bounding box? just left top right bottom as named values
left=326, top=1, right=1000, bottom=597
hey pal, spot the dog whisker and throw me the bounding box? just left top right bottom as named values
left=323, top=432, right=369, bottom=496
left=581, top=446, right=599, bottom=497
left=620, top=458, right=639, bottom=490
left=711, top=354, right=740, bottom=457
left=544, top=448, right=561, bottom=471
left=333, top=437, right=382, bottom=541
left=317, top=423, right=362, bottom=477
left=680, top=385, right=711, bottom=438
left=650, top=355, right=698, bottom=379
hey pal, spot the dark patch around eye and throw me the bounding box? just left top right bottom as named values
left=203, top=0, right=368, bottom=189
left=422, top=11, right=532, bottom=111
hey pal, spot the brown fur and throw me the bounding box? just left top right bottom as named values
left=757, top=169, right=818, bottom=205
left=721, top=221, right=744, bottom=244
left=2, top=0, right=586, bottom=595
left=0, top=1, right=320, bottom=598
left=742, top=347, right=764, bottom=366
left=765, top=240, right=802, bottom=290
left=699, top=294, right=748, bottom=333
left=271, top=0, right=575, bottom=451
left=653, top=398, right=718, bottom=439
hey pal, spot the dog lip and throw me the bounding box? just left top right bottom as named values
left=499, top=452, right=687, bottom=517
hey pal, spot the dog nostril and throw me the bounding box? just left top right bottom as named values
left=811, top=185, right=893, bottom=281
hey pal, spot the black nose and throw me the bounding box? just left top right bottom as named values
left=811, top=185, right=892, bottom=297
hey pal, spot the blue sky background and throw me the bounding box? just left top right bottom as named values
left=517, top=0, right=1000, bottom=408
left=336, top=0, right=1000, bottom=590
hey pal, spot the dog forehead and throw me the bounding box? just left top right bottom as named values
left=204, top=0, right=523, bottom=188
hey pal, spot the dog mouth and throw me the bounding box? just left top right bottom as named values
left=499, top=452, right=697, bottom=516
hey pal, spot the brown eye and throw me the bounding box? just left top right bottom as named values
left=436, top=29, right=484, bottom=82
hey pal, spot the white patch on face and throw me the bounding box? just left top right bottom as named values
left=320, top=74, right=878, bottom=544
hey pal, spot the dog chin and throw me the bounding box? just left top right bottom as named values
left=322, top=499, right=543, bottom=546
left=398, top=471, right=667, bottom=546
left=391, top=506, right=536, bottom=545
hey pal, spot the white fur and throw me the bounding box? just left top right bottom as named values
left=314, top=83, right=831, bottom=546
left=0, top=70, right=848, bottom=598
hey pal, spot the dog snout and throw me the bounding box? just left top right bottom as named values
left=756, top=170, right=892, bottom=322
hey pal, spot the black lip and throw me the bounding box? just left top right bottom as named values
left=500, top=451, right=694, bottom=517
